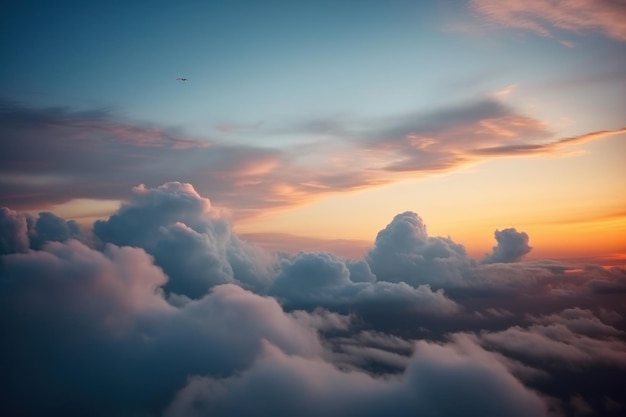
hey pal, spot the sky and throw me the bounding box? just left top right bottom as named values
left=1, top=0, right=625, bottom=262
left=1, top=1, right=626, bottom=416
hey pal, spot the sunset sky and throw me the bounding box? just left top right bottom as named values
left=2, top=0, right=624, bottom=262
left=1, top=2, right=626, bottom=417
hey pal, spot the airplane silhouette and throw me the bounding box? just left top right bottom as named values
left=176, top=78, right=188, bottom=81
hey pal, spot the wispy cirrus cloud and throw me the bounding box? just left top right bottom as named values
left=470, top=0, right=626, bottom=41
left=471, top=127, right=626, bottom=156
left=2, top=97, right=622, bottom=220
left=0, top=99, right=285, bottom=213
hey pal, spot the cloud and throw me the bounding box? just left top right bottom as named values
left=165, top=335, right=550, bottom=417
left=298, top=98, right=552, bottom=175
left=471, top=127, right=626, bottom=156
left=365, top=99, right=549, bottom=151
left=270, top=250, right=460, bottom=315
left=0, top=99, right=284, bottom=215
left=93, top=182, right=276, bottom=297
left=470, top=0, right=626, bottom=41
left=0, top=240, right=170, bottom=333
left=28, top=211, right=86, bottom=249
left=0, top=207, right=86, bottom=254
left=479, top=309, right=626, bottom=368
left=483, top=228, right=532, bottom=263
left=357, top=211, right=623, bottom=304
left=0, top=207, right=29, bottom=254
left=2, top=182, right=626, bottom=416
left=530, top=307, right=624, bottom=337
left=0, top=239, right=323, bottom=415
left=586, top=269, right=626, bottom=294
left=366, top=211, right=474, bottom=287
left=3, top=98, right=622, bottom=223
left=290, top=308, right=353, bottom=332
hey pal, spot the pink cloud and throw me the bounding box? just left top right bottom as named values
left=1, top=240, right=171, bottom=333
left=2, top=98, right=623, bottom=224
left=470, top=0, right=626, bottom=41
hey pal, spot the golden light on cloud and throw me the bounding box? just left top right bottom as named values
left=44, top=198, right=123, bottom=225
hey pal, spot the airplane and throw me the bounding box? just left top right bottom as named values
left=176, top=77, right=188, bottom=81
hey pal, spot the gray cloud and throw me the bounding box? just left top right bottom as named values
left=94, top=182, right=276, bottom=297
left=587, top=278, right=626, bottom=294
left=165, top=335, right=550, bottom=417
left=479, top=309, right=626, bottom=368
left=366, top=211, right=474, bottom=287
left=28, top=211, right=86, bottom=249
left=530, top=308, right=625, bottom=338
left=270, top=250, right=460, bottom=316
left=483, top=228, right=532, bottom=264
left=0, top=207, right=29, bottom=254
left=0, top=207, right=86, bottom=254
left=0, top=239, right=322, bottom=416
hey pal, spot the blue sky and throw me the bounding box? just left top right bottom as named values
left=4, top=0, right=623, bottom=137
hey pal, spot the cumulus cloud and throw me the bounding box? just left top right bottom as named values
left=0, top=207, right=29, bottom=254
left=366, top=211, right=473, bottom=287
left=270, top=250, right=460, bottom=316
left=483, top=227, right=532, bottom=263
left=0, top=240, right=323, bottom=416
left=470, top=0, right=626, bottom=41
left=0, top=208, right=87, bottom=254
left=28, top=211, right=86, bottom=249
left=94, top=182, right=276, bottom=297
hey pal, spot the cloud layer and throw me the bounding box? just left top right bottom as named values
left=2, top=98, right=621, bottom=219
left=470, top=0, right=626, bottom=41
left=1, top=182, right=625, bottom=416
